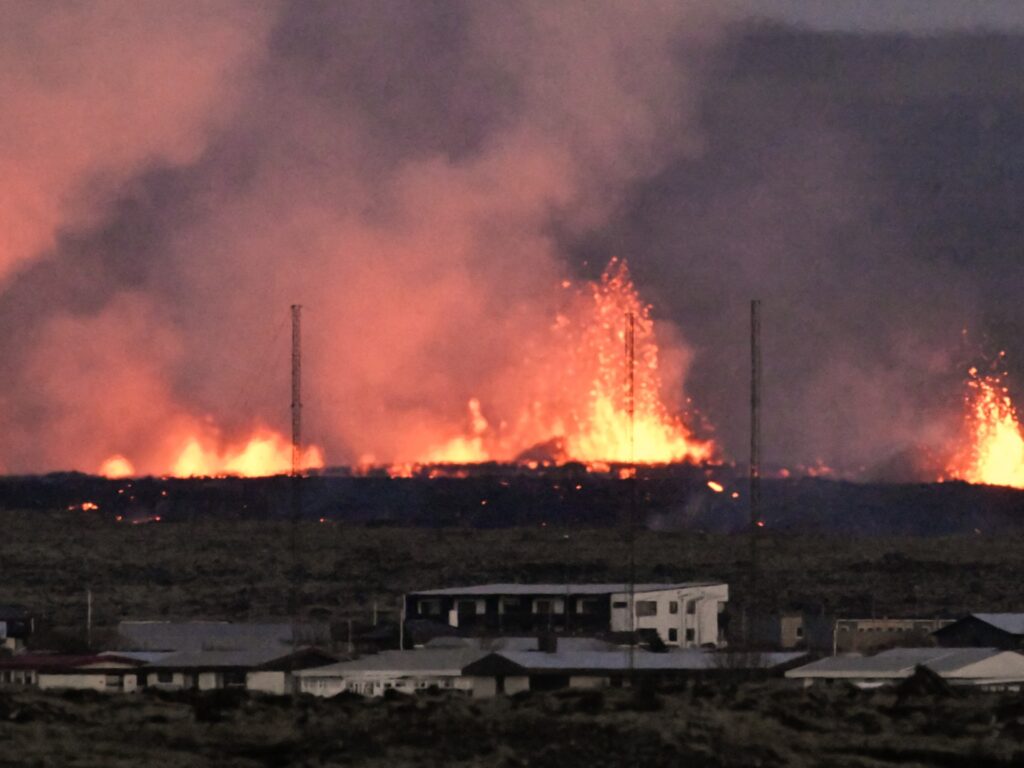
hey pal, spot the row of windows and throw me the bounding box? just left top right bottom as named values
left=613, top=600, right=697, bottom=617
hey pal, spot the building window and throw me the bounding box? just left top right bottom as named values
left=669, top=601, right=679, bottom=615
left=418, top=599, right=442, bottom=616
left=685, top=629, right=695, bottom=642
left=686, top=601, right=696, bottom=615
left=612, top=601, right=628, bottom=609
left=457, top=600, right=477, bottom=616
left=796, top=626, right=804, bottom=638
left=534, top=599, right=553, bottom=614
left=636, top=601, right=657, bottom=617
left=668, top=628, right=678, bottom=642
left=156, top=671, right=173, bottom=684
left=577, top=599, right=601, bottom=615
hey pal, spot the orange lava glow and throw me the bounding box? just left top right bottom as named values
left=101, top=428, right=324, bottom=479
left=421, top=259, right=714, bottom=466
left=707, top=480, right=724, bottom=493
left=946, top=363, right=1024, bottom=488
left=98, top=454, right=135, bottom=479
left=171, top=429, right=324, bottom=478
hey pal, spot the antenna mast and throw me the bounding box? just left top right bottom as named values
left=747, top=299, right=761, bottom=646
left=291, top=304, right=302, bottom=477
left=625, top=311, right=637, bottom=677
left=289, top=304, right=303, bottom=623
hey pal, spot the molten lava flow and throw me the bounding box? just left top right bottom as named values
left=102, top=428, right=324, bottom=479
left=421, top=258, right=714, bottom=466
left=947, top=363, right=1024, bottom=488
left=98, top=454, right=135, bottom=479
left=172, top=429, right=324, bottom=478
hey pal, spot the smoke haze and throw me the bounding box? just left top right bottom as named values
left=0, top=2, right=1021, bottom=477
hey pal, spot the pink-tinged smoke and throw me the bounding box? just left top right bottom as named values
left=0, top=1, right=732, bottom=475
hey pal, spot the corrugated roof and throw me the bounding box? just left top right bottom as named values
left=116, top=621, right=329, bottom=653
left=410, top=582, right=724, bottom=597
left=786, top=647, right=1013, bottom=678
left=971, top=614, right=1024, bottom=635
left=148, top=647, right=294, bottom=670
left=0, top=654, right=144, bottom=670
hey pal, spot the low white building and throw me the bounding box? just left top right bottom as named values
left=296, top=649, right=488, bottom=698
left=786, top=647, right=1024, bottom=690
left=0, top=654, right=148, bottom=693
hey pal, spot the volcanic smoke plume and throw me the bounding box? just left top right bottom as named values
left=0, top=1, right=728, bottom=476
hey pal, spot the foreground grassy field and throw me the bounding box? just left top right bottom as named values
left=1, top=681, right=1023, bottom=767
left=1, top=509, right=1023, bottom=637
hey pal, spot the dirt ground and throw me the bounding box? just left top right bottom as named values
left=1, top=680, right=1022, bottom=767
left=2, top=509, right=1023, bottom=638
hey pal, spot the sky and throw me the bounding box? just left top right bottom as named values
left=1, top=1, right=1023, bottom=479
left=752, top=0, right=1024, bottom=32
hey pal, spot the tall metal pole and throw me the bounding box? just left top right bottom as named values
left=289, top=305, right=303, bottom=625
left=291, top=305, right=303, bottom=478
left=747, top=299, right=761, bottom=646
left=625, top=311, right=637, bottom=678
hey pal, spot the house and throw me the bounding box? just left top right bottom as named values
left=0, top=605, right=34, bottom=653
left=0, top=654, right=146, bottom=692
left=296, top=648, right=488, bottom=698
left=404, top=582, right=729, bottom=648
left=143, top=647, right=337, bottom=693
left=785, top=647, right=1024, bottom=691
left=832, top=618, right=953, bottom=654
left=933, top=614, right=1024, bottom=650
left=750, top=612, right=833, bottom=651
left=462, top=647, right=807, bottom=696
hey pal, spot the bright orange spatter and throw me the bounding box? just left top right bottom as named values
left=426, top=258, right=714, bottom=466
left=946, top=363, right=1024, bottom=488
left=99, top=428, right=324, bottom=479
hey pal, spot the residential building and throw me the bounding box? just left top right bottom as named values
left=0, top=654, right=146, bottom=693
left=404, top=582, right=728, bottom=647
left=296, top=648, right=487, bottom=698
left=786, top=647, right=1024, bottom=691
left=933, top=614, right=1024, bottom=650
left=462, top=648, right=807, bottom=696
left=145, top=647, right=336, bottom=693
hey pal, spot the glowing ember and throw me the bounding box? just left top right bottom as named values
left=98, top=454, right=135, bottom=479
left=707, top=480, right=724, bottom=493
left=947, top=362, right=1024, bottom=488
left=171, top=429, right=324, bottom=478
left=68, top=502, right=100, bottom=511
left=421, top=259, right=714, bottom=466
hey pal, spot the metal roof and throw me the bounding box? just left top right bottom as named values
left=786, top=647, right=1024, bottom=679
left=472, top=649, right=804, bottom=673
left=423, top=636, right=619, bottom=652
left=970, top=614, right=1024, bottom=635
left=409, top=582, right=724, bottom=597
left=296, top=649, right=487, bottom=678
left=116, top=621, right=329, bottom=653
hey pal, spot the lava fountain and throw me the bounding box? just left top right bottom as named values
left=424, top=258, right=715, bottom=466
left=946, top=358, right=1024, bottom=488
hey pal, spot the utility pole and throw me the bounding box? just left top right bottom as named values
left=746, top=299, right=762, bottom=647
left=625, top=311, right=637, bottom=679
left=289, top=304, right=303, bottom=625
left=86, top=588, right=92, bottom=649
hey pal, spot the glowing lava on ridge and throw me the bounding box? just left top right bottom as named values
left=946, top=357, right=1024, bottom=488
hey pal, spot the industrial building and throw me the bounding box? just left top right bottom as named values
left=403, top=582, right=728, bottom=648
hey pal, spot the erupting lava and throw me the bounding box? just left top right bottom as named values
left=425, top=259, right=714, bottom=466
left=99, top=429, right=324, bottom=479
left=946, top=360, right=1024, bottom=488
